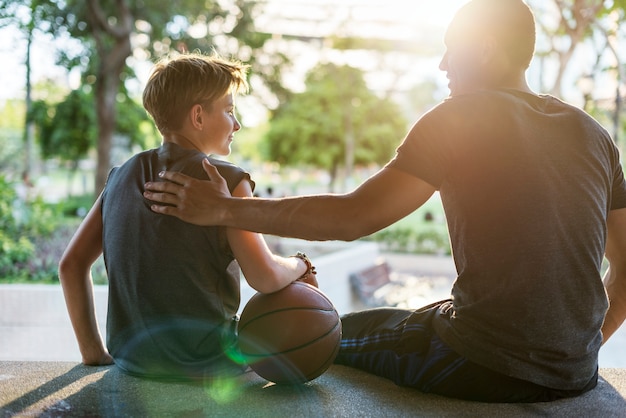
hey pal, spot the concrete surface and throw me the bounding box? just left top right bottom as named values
left=1, top=362, right=625, bottom=417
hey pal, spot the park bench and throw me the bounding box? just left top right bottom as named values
left=349, top=260, right=433, bottom=308
left=349, top=261, right=392, bottom=305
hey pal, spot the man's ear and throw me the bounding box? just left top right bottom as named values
left=190, top=104, right=204, bottom=130
left=480, top=35, right=511, bottom=82
left=479, top=36, right=499, bottom=65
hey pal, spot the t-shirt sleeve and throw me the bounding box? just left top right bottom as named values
left=101, top=166, right=120, bottom=206
left=207, top=157, right=256, bottom=195
left=386, top=102, right=454, bottom=189
left=610, top=149, right=626, bottom=210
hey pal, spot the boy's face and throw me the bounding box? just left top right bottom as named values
left=200, top=92, right=241, bottom=156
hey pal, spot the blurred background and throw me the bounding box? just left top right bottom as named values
left=0, top=0, right=624, bottom=284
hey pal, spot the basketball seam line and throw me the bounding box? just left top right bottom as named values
left=239, top=321, right=341, bottom=357
left=239, top=307, right=336, bottom=332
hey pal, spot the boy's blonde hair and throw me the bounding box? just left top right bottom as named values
left=143, top=52, right=249, bottom=134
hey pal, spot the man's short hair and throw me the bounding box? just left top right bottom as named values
left=450, top=0, right=536, bottom=69
left=143, top=52, right=249, bottom=134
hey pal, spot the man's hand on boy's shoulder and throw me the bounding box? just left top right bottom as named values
left=143, top=159, right=231, bottom=226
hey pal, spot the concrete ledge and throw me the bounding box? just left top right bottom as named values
left=1, top=362, right=625, bottom=417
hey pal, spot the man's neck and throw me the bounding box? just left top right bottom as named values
left=496, top=71, right=534, bottom=95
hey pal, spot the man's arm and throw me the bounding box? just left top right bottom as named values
left=602, top=207, right=626, bottom=343
left=58, top=195, right=114, bottom=365
left=144, top=159, right=436, bottom=241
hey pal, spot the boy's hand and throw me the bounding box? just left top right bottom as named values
left=82, top=350, right=115, bottom=366
left=298, top=272, right=319, bottom=288
left=144, top=159, right=231, bottom=226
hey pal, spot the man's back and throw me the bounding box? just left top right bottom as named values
left=390, top=89, right=626, bottom=389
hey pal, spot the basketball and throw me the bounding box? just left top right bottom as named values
left=237, top=281, right=342, bottom=384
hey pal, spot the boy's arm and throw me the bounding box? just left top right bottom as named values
left=226, top=179, right=316, bottom=294
left=602, top=207, right=626, bottom=343
left=144, top=160, right=436, bottom=241
left=58, top=195, right=113, bottom=365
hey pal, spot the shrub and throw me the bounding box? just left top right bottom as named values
left=0, top=175, right=60, bottom=281
left=366, top=225, right=451, bottom=255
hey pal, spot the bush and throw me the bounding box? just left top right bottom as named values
left=366, top=225, right=451, bottom=255
left=56, top=193, right=96, bottom=217
left=0, top=230, right=35, bottom=277
left=0, top=175, right=61, bottom=281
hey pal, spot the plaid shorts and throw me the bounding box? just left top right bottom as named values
left=335, top=301, right=597, bottom=403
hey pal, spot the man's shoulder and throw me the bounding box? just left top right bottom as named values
left=423, top=89, right=586, bottom=126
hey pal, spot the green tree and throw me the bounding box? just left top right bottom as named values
left=0, top=0, right=58, bottom=179
left=0, top=175, right=58, bottom=280
left=266, top=64, right=407, bottom=192
left=39, top=0, right=284, bottom=195
left=30, top=87, right=151, bottom=195
left=40, top=90, right=95, bottom=163
left=530, top=0, right=626, bottom=96
left=0, top=100, right=26, bottom=173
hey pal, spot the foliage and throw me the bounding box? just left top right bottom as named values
left=0, top=175, right=60, bottom=280
left=366, top=226, right=451, bottom=256
left=56, top=193, right=96, bottom=217
left=530, top=0, right=626, bottom=96
left=231, top=122, right=270, bottom=163
left=38, top=89, right=96, bottom=162
left=115, top=87, right=156, bottom=151
left=363, top=202, right=451, bottom=256
left=266, top=63, right=407, bottom=191
left=0, top=127, right=22, bottom=173
left=32, top=0, right=289, bottom=194
left=29, top=87, right=151, bottom=173
left=0, top=100, right=25, bottom=172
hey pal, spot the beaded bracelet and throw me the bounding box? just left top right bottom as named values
left=292, top=251, right=317, bottom=280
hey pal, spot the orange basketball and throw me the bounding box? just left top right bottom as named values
left=238, top=281, right=342, bottom=384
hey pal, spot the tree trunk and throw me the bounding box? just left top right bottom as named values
left=328, top=161, right=338, bottom=193
left=549, top=42, right=577, bottom=98
left=547, top=0, right=604, bottom=97
left=23, top=28, right=35, bottom=179
left=87, top=0, right=133, bottom=195
left=94, top=72, right=119, bottom=195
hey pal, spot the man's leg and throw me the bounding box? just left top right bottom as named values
left=335, top=301, right=597, bottom=402
left=335, top=301, right=448, bottom=388
left=427, top=358, right=598, bottom=403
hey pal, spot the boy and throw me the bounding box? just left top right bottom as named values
left=59, top=53, right=316, bottom=380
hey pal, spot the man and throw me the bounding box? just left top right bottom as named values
left=143, top=0, right=626, bottom=402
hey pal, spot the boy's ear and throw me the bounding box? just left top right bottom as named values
left=190, top=104, right=204, bottom=129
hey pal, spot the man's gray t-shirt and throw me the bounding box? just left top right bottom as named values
left=388, top=89, right=626, bottom=390
left=101, top=142, right=253, bottom=379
